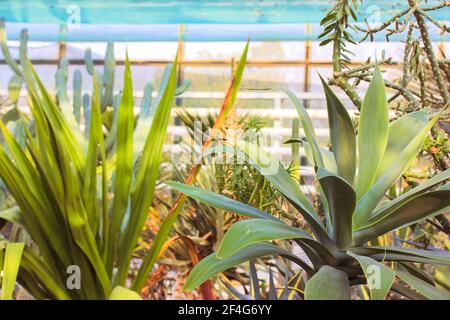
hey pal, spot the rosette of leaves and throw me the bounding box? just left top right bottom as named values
left=169, top=66, right=450, bottom=300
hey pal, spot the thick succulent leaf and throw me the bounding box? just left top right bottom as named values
left=304, top=266, right=351, bottom=300
left=317, top=168, right=355, bottom=249
left=0, top=206, right=23, bottom=226
left=109, top=286, right=142, bottom=300
left=353, top=112, right=438, bottom=229
left=355, top=189, right=450, bottom=242
left=357, top=65, right=389, bottom=199
left=396, top=267, right=450, bottom=300
left=1, top=242, right=25, bottom=300
left=233, top=141, right=325, bottom=235
left=375, top=110, right=428, bottom=180
left=249, top=261, right=261, bottom=300
left=166, top=182, right=279, bottom=221
left=183, top=243, right=311, bottom=292
left=320, top=76, right=356, bottom=184
left=216, top=219, right=312, bottom=259
left=371, top=168, right=450, bottom=222
left=350, top=246, right=450, bottom=266
left=399, top=262, right=435, bottom=286
left=279, top=87, right=324, bottom=168
left=347, top=251, right=394, bottom=300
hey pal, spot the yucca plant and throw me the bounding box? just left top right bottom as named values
left=0, top=241, right=24, bottom=300
left=168, top=66, right=450, bottom=300
left=0, top=38, right=179, bottom=298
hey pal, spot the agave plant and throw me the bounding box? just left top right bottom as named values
left=0, top=37, right=179, bottom=299
left=168, top=66, right=450, bottom=300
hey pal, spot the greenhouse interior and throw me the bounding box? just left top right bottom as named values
left=0, top=0, right=449, bottom=304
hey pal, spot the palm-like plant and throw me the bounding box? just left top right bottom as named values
left=168, top=66, right=450, bottom=300
left=0, top=43, right=178, bottom=298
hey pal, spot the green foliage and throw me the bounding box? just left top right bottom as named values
left=0, top=51, right=178, bottom=299
left=169, top=64, right=450, bottom=299
left=0, top=242, right=24, bottom=300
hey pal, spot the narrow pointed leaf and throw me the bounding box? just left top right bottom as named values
left=347, top=251, right=395, bottom=300
left=233, top=141, right=324, bottom=233
left=166, top=182, right=279, bottom=221
left=357, top=65, right=389, bottom=199
left=396, top=268, right=450, bottom=300
left=371, top=168, right=450, bottom=222
left=317, top=168, right=355, bottom=249
left=183, top=243, right=312, bottom=292
left=320, top=76, right=356, bottom=184
left=354, top=113, right=439, bottom=228
left=376, top=110, right=428, bottom=180
left=109, top=286, right=142, bottom=300
left=355, top=189, right=450, bottom=242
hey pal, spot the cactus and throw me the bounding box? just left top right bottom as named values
left=73, top=70, right=82, bottom=124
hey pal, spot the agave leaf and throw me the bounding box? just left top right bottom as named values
left=166, top=182, right=279, bottom=221
left=1, top=242, right=24, bottom=300
left=232, top=141, right=325, bottom=234
left=304, top=265, right=351, bottom=300
left=268, top=268, right=278, bottom=300
left=370, top=168, right=450, bottom=222
left=399, top=262, right=435, bottom=286
left=109, top=286, right=142, bottom=300
left=320, top=76, right=356, bottom=184
left=396, top=267, right=450, bottom=300
left=270, top=90, right=332, bottom=233
left=375, top=110, right=428, bottom=180
left=356, top=65, right=389, bottom=199
left=353, top=112, right=439, bottom=229
left=183, top=243, right=312, bottom=292
left=350, top=246, right=450, bottom=266
left=355, top=189, right=450, bottom=242
left=249, top=261, right=261, bottom=300
left=347, top=251, right=394, bottom=300
left=296, top=140, right=337, bottom=173
left=317, top=168, right=355, bottom=249
left=216, top=219, right=312, bottom=259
